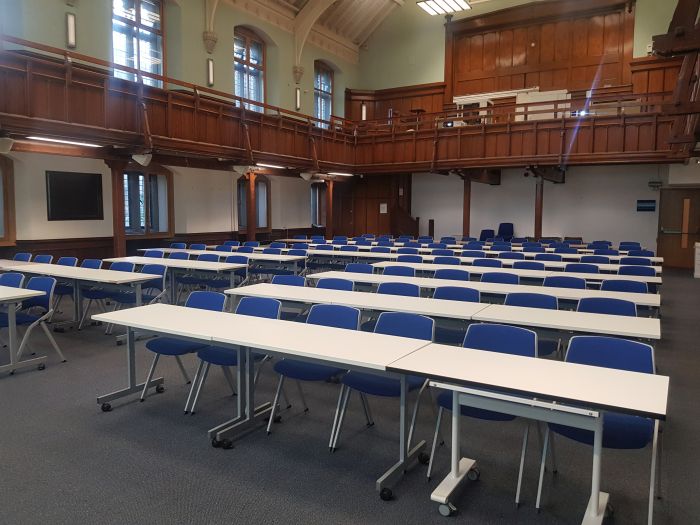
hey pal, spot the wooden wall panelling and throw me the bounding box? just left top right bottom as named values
left=630, top=56, right=683, bottom=97
left=0, top=237, right=114, bottom=261
left=345, top=83, right=447, bottom=122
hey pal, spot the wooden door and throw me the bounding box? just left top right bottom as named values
left=658, top=188, right=700, bottom=268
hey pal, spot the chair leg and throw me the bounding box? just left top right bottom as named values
left=648, top=420, right=660, bottom=525
left=515, top=423, right=530, bottom=507
left=329, top=384, right=346, bottom=449
left=267, top=375, right=285, bottom=435
left=78, top=299, right=93, bottom=330
left=174, top=355, right=191, bottom=384
left=331, top=386, right=351, bottom=451
left=184, top=360, right=205, bottom=413
left=407, top=380, right=429, bottom=449
left=221, top=366, right=237, bottom=396
left=253, top=355, right=271, bottom=386
left=16, top=323, right=40, bottom=361
left=189, top=362, right=211, bottom=415
left=427, top=406, right=444, bottom=481
left=548, top=426, right=558, bottom=474
left=359, top=393, right=374, bottom=427
left=40, top=320, right=66, bottom=362
left=140, top=354, right=160, bottom=402
left=295, top=380, right=309, bottom=412
left=535, top=427, right=550, bottom=510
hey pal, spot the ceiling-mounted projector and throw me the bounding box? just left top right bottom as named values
left=132, top=153, right=152, bottom=167
left=233, top=165, right=253, bottom=175
left=300, top=172, right=314, bottom=181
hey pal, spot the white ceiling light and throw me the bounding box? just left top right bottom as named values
left=26, top=136, right=102, bottom=148
left=256, top=162, right=285, bottom=169
left=132, top=153, right=152, bottom=167
left=0, top=137, right=14, bottom=154
left=417, top=0, right=470, bottom=15
left=327, top=172, right=354, bottom=177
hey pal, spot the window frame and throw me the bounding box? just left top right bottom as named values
left=314, top=60, right=334, bottom=127
left=111, top=0, right=167, bottom=85
left=233, top=26, right=267, bottom=111
left=310, top=182, right=326, bottom=227
left=122, top=162, right=174, bottom=239
left=237, top=174, right=271, bottom=234
left=0, top=155, right=16, bottom=247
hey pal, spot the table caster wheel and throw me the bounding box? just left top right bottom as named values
left=116, top=340, right=123, bottom=346
left=467, top=467, right=480, bottom=481
left=38, top=363, right=46, bottom=371
left=211, top=438, right=222, bottom=448
left=418, top=452, right=430, bottom=465
left=605, top=502, right=614, bottom=518
left=438, top=503, right=457, bottom=517
left=273, top=415, right=282, bottom=423
left=220, top=439, right=234, bottom=450
left=155, top=385, right=165, bottom=394
left=379, top=488, right=393, bottom=501
left=101, top=403, right=112, bottom=412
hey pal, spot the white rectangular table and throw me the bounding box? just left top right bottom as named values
left=388, top=343, right=668, bottom=524
left=93, top=303, right=431, bottom=497
left=138, top=248, right=306, bottom=274
left=0, top=285, right=46, bottom=375
left=372, top=261, right=552, bottom=280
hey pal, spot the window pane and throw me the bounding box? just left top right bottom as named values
left=250, top=40, right=263, bottom=66
left=139, top=28, right=163, bottom=86
left=124, top=173, right=145, bottom=234
left=147, top=174, right=168, bottom=232
left=112, top=20, right=137, bottom=81
left=113, top=0, right=136, bottom=21
left=234, top=37, right=246, bottom=61
left=140, top=0, right=161, bottom=30
left=256, top=180, right=267, bottom=228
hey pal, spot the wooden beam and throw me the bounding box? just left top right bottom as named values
left=534, top=177, right=544, bottom=240
left=246, top=172, right=257, bottom=242
left=105, top=159, right=128, bottom=257
left=529, top=166, right=566, bottom=183
left=461, top=168, right=501, bottom=185
left=325, top=179, right=334, bottom=239
left=462, top=176, right=471, bottom=238
left=652, top=0, right=700, bottom=56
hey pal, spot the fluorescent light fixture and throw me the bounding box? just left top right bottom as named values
left=26, top=136, right=101, bottom=148
left=295, top=87, right=301, bottom=111
left=327, top=172, right=354, bottom=177
left=256, top=162, right=285, bottom=169
left=206, top=58, right=214, bottom=87
left=361, top=102, right=367, bottom=121
left=417, top=0, right=470, bottom=15
left=66, top=12, right=76, bottom=48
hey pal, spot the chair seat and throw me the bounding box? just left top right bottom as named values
left=197, top=346, right=266, bottom=366
left=274, top=359, right=344, bottom=381
left=176, top=275, right=202, bottom=286
left=360, top=319, right=376, bottom=332
left=434, top=326, right=467, bottom=346
left=108, top=291, right=160, bottom=304
left=55, top=284, right=74, bottom=296
left=549, top=413, right=653, bottom=449
left=82, top=288, right=110, bottom=300
left=437, top=389, right=515, bottom=421
left=146, top=337, right=205, bottom=356
left=0, top=312, right=41, bottom=327
left=538, top=339, right=559, bottom=357
left=342, top=371, right=425, bottom=397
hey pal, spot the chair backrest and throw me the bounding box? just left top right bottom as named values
left=433, top=286, right=479, bottom=302
left=535, top=253, right=562, bottom=261
left=472, top=258, right=502, bottom=268
left=224, top=240, right=241, bottom=247
left=316, top=278, right=354, bottom=291
left=464, top=242, right=484, bottom=250
left=340, top=245, right=359, bottom=252
left=314, top=245, right=333, bottom=251
left=523, top=247, right=545, bottom=253
left=262, top=248, right=282, bottom=255
left=432, top=249, right=454, bottom=256
left=619, top=257, right=652, bottom=266
left=479, top=229, right=495, bottom=241
left=184, top=291, right=227, bottom=311
left=81, top=258, right=103, bottom=269
left=269, top=242, right=286, bottom=249
left=461, top=236, right=476, bottom=242
left=463, top=323, right=537, bottom=357
left=109, top=261, right=136, bottom=272
left=371, top=246, right=391, bottom=253
left=619, top=265, right=656, bottom=276
left=215, top=245, right=233, bottom=252
left=168, top=251, right=190, bottom=260
left=580, top=255, right=609, bottom=264
left=522, top=242, right=542, bottom=247
left=56, top=256, right=78, bottom=267
left=433, top=256, right=460, bottom=265
left=577, top=297, right=637, bottom=317
left=243, top=241, right=260, bottom=247
left=376, top=241, right=394, bottom=247
left=169, top=242, right=187, bottom=249
left=235, top=296, right=281, bottom=318
left=143, top=250, right=164, bottom=258
left=198, top=253, right=220, bottom=262
left=355, top=239, right=371, bottom=246
left=374, top=312, right=434, bottom=340
left=306, top=304, right=360, bottom=330
left=428, top=242, right=446, bottom=249
left=461, top=250, right=485, bottom=258
left=600, top=279, right=648, bottom=293
left=225, top=255, right=249, bottom=266
left=0, top=272, right=24, bottom=288
left=497, top=222, right=514, bottom=239
left=34, top=255, right=54, bottom=264
left=405, top=241, right=421, bottom=248
left=396, top=247, right=418, bottom=254
left=498, top=252, right=525, bottom=260
left=13, top=252, right=32, bottom=262
left=505, top=292, right=557, bottom=310
left=292, top=243, right=309, bottom=250
left=565, top=263, right=599, bottom=274
left=23, top=276, right=57, bottom=311
left=377, top=282, right=420, bottom=297
left=397, top=255, right=422, bottom=263
left=480, top=272, right=519, bottom=284
left=434, top=268, right=470, bottom=281
left=440, top=237, right=456, bottom=244
left=332, top=239, right=348, bottom=245
left=272, top=275, right=305, bottom=286
left=190, top=244, right=206, bottom=250
left=383, top=265, right=415, bottom=277
left=627, top=249, right=654, bottom=257
left=554, top=247, right=577, bottom=254
left=491, top=246, right=511, bottom=252
left=288, top=249, right=307, bottom=257
left=141, top=264, right=167, bottom=291
left=345, top=262, right=373, bottom=274
left=293, top=235, right=307, bottom=240
left=513, top=261, right=545, bottom=270
left=566, top=336, right=654, bottom=373
left=333, top=236, right=348, bottom=241
left=543, top=275, right=586, bottom=289
left=593, top=248, right=619, bottom=256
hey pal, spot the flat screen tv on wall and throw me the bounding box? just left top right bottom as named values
left=46, top=171, right=104, bottom=221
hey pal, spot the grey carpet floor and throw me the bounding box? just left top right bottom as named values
left=0, top=270, right=696, bottom=524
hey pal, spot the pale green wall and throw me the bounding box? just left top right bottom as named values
left=358, top=0, right=679, bottom=91
left=0, top=0, right=357, bottom=117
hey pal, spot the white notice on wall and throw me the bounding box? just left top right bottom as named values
left=379, top=203, right=388, bottom=214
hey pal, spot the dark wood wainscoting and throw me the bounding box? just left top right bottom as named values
left=0, top=237, right=114, bottom=261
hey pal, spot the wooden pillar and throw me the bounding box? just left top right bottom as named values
left=106, top=159, right=128, bottom=257
left=246, top=171, right=257, bottom=242
left=325, top=179, right=334, bottom=239
left=534, top=177, right=544, bottom=240
left=462, top=176, right=471, bottom=238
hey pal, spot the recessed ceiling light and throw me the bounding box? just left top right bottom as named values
left=26, top=136, right=102, bottom=148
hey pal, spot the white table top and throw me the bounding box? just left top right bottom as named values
left=8, top=263, right=159, bottom=284
left=561, top=271, right=662, bottom=285
left=517, top=252, right=663, bottom=264
left=93, top=303, right=430, bottom=371
left=387, top=343, right=668, bottom=419
left=374, top=259, right=662, bottom=274
left=372, top=261, right=550, bottom=280
left=473, top=303, right=660, bottom=340
left=0, top=284, right=44, bottom=303
left=225, top=283, right=491, bottom=320
left=139, top=248, right=304, bottom=263
left=104, top=256, right=246, bottom=272
left=0, top=259, right=39, bottom=269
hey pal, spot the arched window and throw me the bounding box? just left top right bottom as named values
left=237, top=175, right=271, bottom=232
left=314, top=61, right=333, bottom=128
left=234, top=27, right=265, bottom=112
left=122, top=164, right=173, bottom=237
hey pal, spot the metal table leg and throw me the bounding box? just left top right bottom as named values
left=582, top=416, right=608, bottom=525
left=0, top=301, right=46, bottom=375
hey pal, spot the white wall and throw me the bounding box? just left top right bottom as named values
left=171, top=167, right=236, bottom=233
left=10, top=152, right=113, bottom=240
left=667, top=161, right=700, bottom=186
left=270, top=176, right=312, bottom=230
left=412, top=165, right=663, bottom=249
